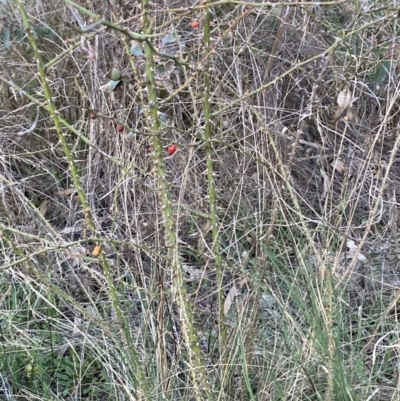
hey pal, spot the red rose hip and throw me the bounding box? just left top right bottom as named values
left=167, top=144, right=177, bottom=155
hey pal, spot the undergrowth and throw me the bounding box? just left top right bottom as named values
left=1, top=0, right=400, bottom=400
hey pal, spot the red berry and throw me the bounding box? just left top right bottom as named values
left=190, top=20, right=200, bottom=29
left=167, top=144, right=177, bottom=155
left=117, top=125, right=124, bottom=132
left=147, top=146, right=153, bottom=153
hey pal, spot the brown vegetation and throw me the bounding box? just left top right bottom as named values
left=1, top=1, right=400, bottom=400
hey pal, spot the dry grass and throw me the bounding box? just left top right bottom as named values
left=1, top=0, right=400, bottom=400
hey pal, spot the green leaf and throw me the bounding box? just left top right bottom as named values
left=99, top=80, right=120, bottom=93
left=162, top=32, right=176, bottom=44
left=111, top=68, right=121, bottom=81
left=83, top=386, right=91, bottom=394
left=34, top=25, right=53, bottom=37
left=372, top=47, right=388, bottom=57
left=14, top=28, right=27, bottom=43
left=155, top=64, right=168, bottom=74
left=1, top=28, right=11, bottom=50
left=158, top=112, right=170, bottom=124
left=130, top=42, right=143, bottom=56
left=372, top=60, right=391, bottom=84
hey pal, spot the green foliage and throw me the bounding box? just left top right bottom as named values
left=0, top=23, right=54, bottom=51
left=0, top=283, right=111, bottom=400
left=130, top=41, right=144, bottom=56
left=372, top=60, right=391, bottom=84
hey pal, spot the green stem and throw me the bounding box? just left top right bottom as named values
left=15, top=1, right=147, bottom=398
left=141, top=0, right=215, bottom=399
left=202, top=0, right=226, bottom=363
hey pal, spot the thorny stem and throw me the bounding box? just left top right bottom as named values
left=141, top=0, right=215, bottom=399
left=202, top=0, right=227, bottom=369
left=15, top=1, right=147, bottom=398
